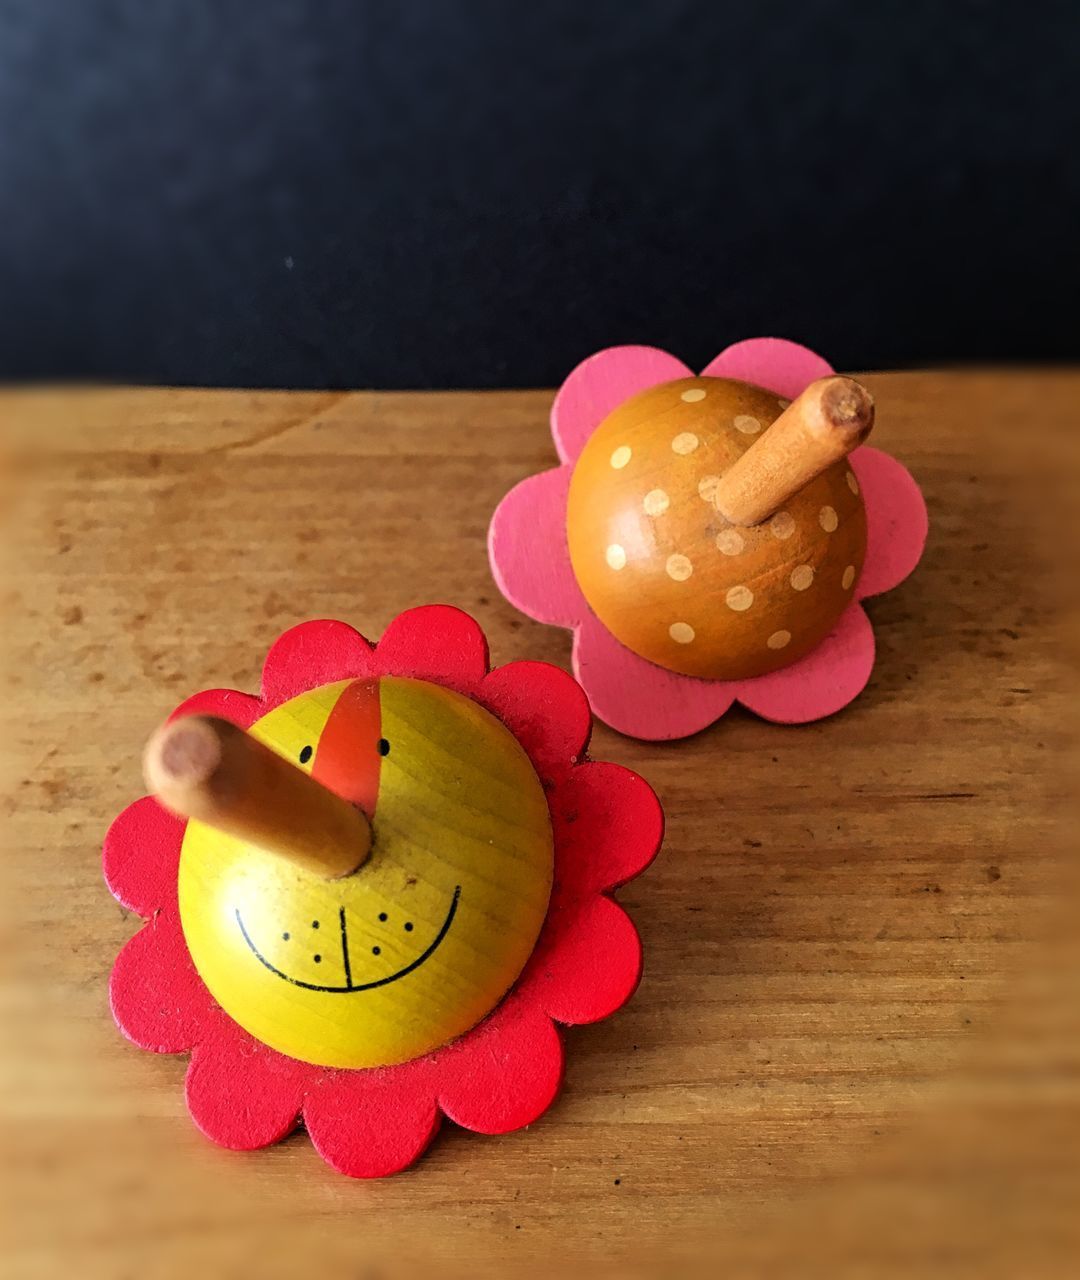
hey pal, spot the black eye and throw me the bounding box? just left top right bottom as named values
left=299, top=745, right=313, bottom=764
left=377, top=738, right=390, bottom=756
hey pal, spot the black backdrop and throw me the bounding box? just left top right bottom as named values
left=1, top=1, right=1076, bottom=388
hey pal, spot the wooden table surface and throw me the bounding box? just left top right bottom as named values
left=4, top=372, right=1076, bottom=1278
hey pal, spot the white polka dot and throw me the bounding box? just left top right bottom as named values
left=725, top=585, right=754, bottom=612
left=842, top=565, right=857, bottom=590
left=669, top=621, right=695, bottom=644
left=767, top=630, right=792, bottom=650
left=698, top=474, right=721, bottom=503
left=643, top=488, right=670, bottom=516
left=715, top=529, right=744, bottom=556
left=846, top=470, right=860, bottom=495
left=777, top=398, right=791, bottom=410
left=790, top=564, right=814, bottom=591
left=770, top=511, right=795, bottom=539
left=733, top=414, right=762, bottom=434
left=681, top=387, right=706, bottom=403
left=610, top=445, right=632, bottom=469
left=672, top=432, right=699, bottom=455
left=819, top=505, right=839, bottom=533
left=606, top=544, right=626, bottom=571
left=666, top=553, right=693, bottom=582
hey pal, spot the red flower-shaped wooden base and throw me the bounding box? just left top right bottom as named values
left=104, top=606, right=663, bottom=1177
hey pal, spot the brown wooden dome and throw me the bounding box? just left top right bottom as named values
left=566, top=376, right=868, bottom=680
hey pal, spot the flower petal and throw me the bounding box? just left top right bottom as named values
left=186, top=1038, right=306, bottom=1150
left=374, top=604, right=489, bottom=692
left=480, top=660, right=591, bottom=782
left=109, top=920, right=217, bottom=1053
left=437, top=1000, right=563, bottom=1134
left=851, top=446, right=929, bottom=599
left=167, top=688, right=261, bottom=728
left=261, top=619, right=374, bottom=705
left=488, top=467, right=589, bottom=628
left=734, top=604, right=875, bottom=722
left=572, top=618, right=736, bottom=740
left=551, top=345, right=693, bottom=464
left=103, top=796, right=184, bottom=916
left=701, top=338, right=834, bottom=398
left=304, top=1073, right=440, bottom=1178
left=527, top=896, right=643, bottom=1025
left=548, top=762, right=664, bottom=896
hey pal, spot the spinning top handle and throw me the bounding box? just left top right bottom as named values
left=714, top=376, right=874, bottom=526
left=144, top=715, right=372, bottom=879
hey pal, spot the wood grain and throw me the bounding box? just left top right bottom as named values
left=2, top=374, right=1075, bottom=1278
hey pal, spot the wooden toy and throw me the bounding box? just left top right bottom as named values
left=104, top=607, right=663, bottom=1176
left=490, top=338, right=928, bottom=739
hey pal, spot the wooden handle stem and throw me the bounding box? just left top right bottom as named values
left=714, top=376, right=874, bottom=526
left=144, top=715, right=372, bottom=879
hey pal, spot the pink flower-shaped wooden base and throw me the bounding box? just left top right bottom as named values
left=104, top=606, right=663, bottom=1177
left=489, top=339, right=928, bottom=740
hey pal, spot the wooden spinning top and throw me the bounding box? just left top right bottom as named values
left=566, top=375, right=873, bottom=680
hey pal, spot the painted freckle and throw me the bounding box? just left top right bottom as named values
left=715, top=528, right=744, bottom=556
left=790, top=564, right=814, bottom=591
left=770, top=511, right=795, bottom=539
left=669, top=621, right=695, bottom=644
left=819, top=505, right=839, bottom=532
left=698, top=475, right=721, bottom=504
left=610, top=445, right=632, bottom=470
left=671, top=432, right=699, bottom=455
left=681, top=387, right=707, bottom=403
left=606, top=544, right=627, bottom=571
left=726, top=585, right=754, bottom=612
left=666, top=554, right=693, bottom=581
left=846, top=470, right=860, bottom=495
left=842, top=565, right=857, bottom=590
left=643, top=488, right=670, bottom=517
left=733, top=414, right=762, bottom=434
left=767, top=630, right=792, bottom=650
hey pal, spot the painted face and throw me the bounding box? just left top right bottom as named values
left=178, top=677, right=554, bottom=1069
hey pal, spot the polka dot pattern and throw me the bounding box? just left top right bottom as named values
left=698, top=475, right=721, bottom=503
left=565, top=375, right=868, bottom=681
left=666, top=554, right=693, bottom=581
left=846, top=470, right=860, bottom=495
left=770, top=511, right=795, bottom=540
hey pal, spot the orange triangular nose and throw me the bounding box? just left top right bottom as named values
left=312, top=678, right=382, bottom=817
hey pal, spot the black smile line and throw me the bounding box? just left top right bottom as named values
left=234, top=887, right=461, bottom=994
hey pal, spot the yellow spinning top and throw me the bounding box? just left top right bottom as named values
left=147, top=677, right=554, bottom=1069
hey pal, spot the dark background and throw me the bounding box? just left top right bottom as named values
left=1, top=0, right=1076, bottom=389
